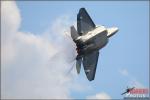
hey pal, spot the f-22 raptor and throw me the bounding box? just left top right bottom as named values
left=70, top=8, right=119, bottom=81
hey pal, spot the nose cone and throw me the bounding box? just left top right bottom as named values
left=107, top=27, right=119, bottom=38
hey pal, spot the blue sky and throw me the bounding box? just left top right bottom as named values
left=2, top=1, right=149, bottom=99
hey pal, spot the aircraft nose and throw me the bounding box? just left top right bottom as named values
left=107, top=27, right=119, bottom=38
left=111, top=27, right=119, bottom=33
left=113, top=27, right=119, bottom=33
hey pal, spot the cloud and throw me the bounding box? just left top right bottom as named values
left=119, top=68, right=145, bottom=88
left=119, top=68, right=129, bottom=76
left=1, top=1, right=21, bottom=65
left=128, top=78, right=145, bottom=88
left=87, top=92, right=111, bottom=99
left=1, top=1, right=85, bottom=99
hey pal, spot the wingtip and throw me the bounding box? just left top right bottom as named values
left=88, top=78, right=94, bottom=81
left=79, top=7, right=86, bottom=12
left=80, top=7, right=85, bottom=10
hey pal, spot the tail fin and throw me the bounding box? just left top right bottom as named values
left=76, top=56, right=82, bottom=74
left=70, top=26, right=79, bottom=41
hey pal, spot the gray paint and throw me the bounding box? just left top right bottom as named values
left=71, top=8, right=118, bottom=81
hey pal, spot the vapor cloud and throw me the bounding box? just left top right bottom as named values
left=1, top=1, right=81, bottom=99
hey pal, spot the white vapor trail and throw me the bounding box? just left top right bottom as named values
left=1, top=1, right=83, bottom=99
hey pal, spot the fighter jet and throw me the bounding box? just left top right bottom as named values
left=121, top=87, right=135, bottom=95
left=70, top=8, right=118, bottom=81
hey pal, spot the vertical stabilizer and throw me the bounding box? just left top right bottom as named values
left=70, top=26, right=79, bottom=41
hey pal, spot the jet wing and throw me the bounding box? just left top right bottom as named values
left=121, top=91, right=128, bottom=95
left=77, top=8, right=96, bottom=35
left=83, top=51, right=99, bottom=81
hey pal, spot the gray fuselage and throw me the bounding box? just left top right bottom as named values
left=75, top=26, right=108, bottom=54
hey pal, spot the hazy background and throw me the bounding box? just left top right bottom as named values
left=1, top=1, right=149, bottom=99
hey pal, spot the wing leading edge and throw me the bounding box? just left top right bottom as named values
left=83, top=51, right=99, bottom=81
left=77, top=8, right=96, bottom=35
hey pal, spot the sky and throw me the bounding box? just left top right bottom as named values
left=1, top=1, right=149, bottom=99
